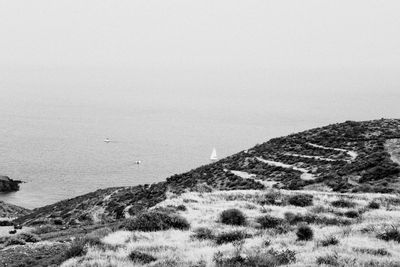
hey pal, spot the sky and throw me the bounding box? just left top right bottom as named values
left=1, top=0, right=399, bottom=70
left=0, top=0, right=399, bottom=117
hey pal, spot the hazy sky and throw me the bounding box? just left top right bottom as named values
left=1, top=0, right=400, bottom=70
left=1, top=0, right=400, bottom=118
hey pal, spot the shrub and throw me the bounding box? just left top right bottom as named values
left=368, top=201, right=380, bottom=209
left=377, top=226, right=400, bottom=243
left=258, top=191, right=281, bottom=206
left=18, top=233, right=40, bottom=243
left=288, top=194, right=313, bottom=207
left=215, top=230, right=249, bottom=245
left=352, top=247, right=391, bottom=256
left=257, top=215, right=285, bottom=229
left=64, top=238, right=87, bottom=259
left=284, top=212, right=351, bottom=226
left=344, top=210, right=359, bottom=218
left=192, top=227, right=214, bottom=240
left=5, top=237, right=26, bottom=247
left=320, top=235, right=339, bottom=247
left=316, top=253, right=340, bottom=266
left=219, top=209, right=246, bottom=226
left=214, top=248, right=296, bottom=267
left=296, top=225, right=313, bottom=241
left=121, top=210, right=190, bottom=232
left=176, top=204, right=187, bottom=211
left=128, top=251, right=157, bottom=264
left=331, top=199, right=355, bottom=208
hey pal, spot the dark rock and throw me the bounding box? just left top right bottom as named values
left=0, top=176, right=22, bottom=192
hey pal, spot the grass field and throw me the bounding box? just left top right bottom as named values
left=60, top=189, right=400, bottom=267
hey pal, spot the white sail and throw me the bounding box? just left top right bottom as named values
left=210, top=148, right=218, bottom=161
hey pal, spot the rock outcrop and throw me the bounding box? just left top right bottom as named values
left=0, top=176, right=22, bottom=192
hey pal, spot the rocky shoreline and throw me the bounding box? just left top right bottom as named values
left=0, top=176, right=22, bottom=192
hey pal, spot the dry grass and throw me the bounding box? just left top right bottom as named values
left=61, top=189, right=400, bottom=267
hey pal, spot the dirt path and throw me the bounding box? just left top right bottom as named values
left=255, top=157, right=315, bottom=181
left=307, top=142, right=358, bottom=161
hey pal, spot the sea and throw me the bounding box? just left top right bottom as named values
left=0, top=67, right=399, bottom=208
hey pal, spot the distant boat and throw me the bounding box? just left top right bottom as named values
left=210, top=148, right=218, bottom=161
left=104, top=138, right=111, bottom=143
left=134, top=160, right=141, bottom=165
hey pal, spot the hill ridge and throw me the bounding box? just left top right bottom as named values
left=14, top=118, right=400, bottom=226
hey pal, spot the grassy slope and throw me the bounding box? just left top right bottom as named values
left=61, top=189, right=400, bottom=267
left=0, top=201, right=30, bottom=218
left=14, top=119, right=400, bottom=226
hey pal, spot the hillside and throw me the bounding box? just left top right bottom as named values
left=13, top=119, right=400, bottom=227
left=0, top=201, right=30, bottom=218
left=60, top=189, right=400, bottom=267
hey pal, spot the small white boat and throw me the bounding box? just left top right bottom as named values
left=210, top=148, right=218, bottom=161
left=135, top=160, right=141, bottom=165
left=104, top=138, right=111, bottom=143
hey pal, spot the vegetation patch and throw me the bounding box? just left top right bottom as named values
left=257, top=215, right=285, bottom=229
left=121, top=210, right=190, bottom=232
left=352, top=247, right=391, bottom=256
left=128, top=251, right=157, bottom=264
left=215, top=230, right=250, bottom=245
left=368, top=201, right=380, bottom=209
left=296, top=225, right=313, bottom=241
left=331, top=199, right=356, bottom=208
left=344, top=210, right=360, bottom=218
left=219, top=208, right=246, bottom=226
left=316, top=253, right=340, bottom=266
left=377, top=226, right=400, bottom=243
left=319, top=235, right=339, bottom=247
left=288, top=194, right=313, bottom=207
left=191, top=227, right=214, bottom=240
left=214, top=248, right=296, bottom=267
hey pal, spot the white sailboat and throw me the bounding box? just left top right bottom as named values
left=210, top=148, right=218, bottom=161
left=104, top=138, right=111, bottom=143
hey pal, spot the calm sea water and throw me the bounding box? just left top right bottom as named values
left=0, top=68, right=398, bottom=208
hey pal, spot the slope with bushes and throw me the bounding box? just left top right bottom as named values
left=13, top=119, right=400, bottom=227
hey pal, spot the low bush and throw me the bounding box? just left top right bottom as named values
left=215, top=230, right=249, bottom=245
left=64, top=238, right=87, bottom=259
left=368, top=201, right=380, bottom=209
left=121, top=210, right=190, bottom=232
left=191, top=227, right=214, bottom=240
left=284, top=212, right=351, bottom=226
left=319, top=235, right=339, bottom=247
left=214, top=248, right=296, bottom=267
left=316, top=253, right=340, bottom=266
left=377, top=226, right=400, bottom=243
left=331, top=199, right=355, bottom=208
left=296, top=225, right=313, bottom=241
left=284, top=212, right=316, bottom=225
left=128, top=251, right=157, bottom=264
left=0, top=220, right=13, bottom=226
left=18, top=233, right=40, bottom=243
left=288, top=194, right=313, bottom=207
left=353, top=247, right=391, bottom=256
left=5, top=237, right=26, bottom=247
left=219, top=209, right=246, bottom=226
left=258, top=191, right=282, bottom=206
left=344, top=210, right=360, bottom=218
left=176, top=204, right=187, bottom=211
left=257, top=215, right=285, bottom=229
